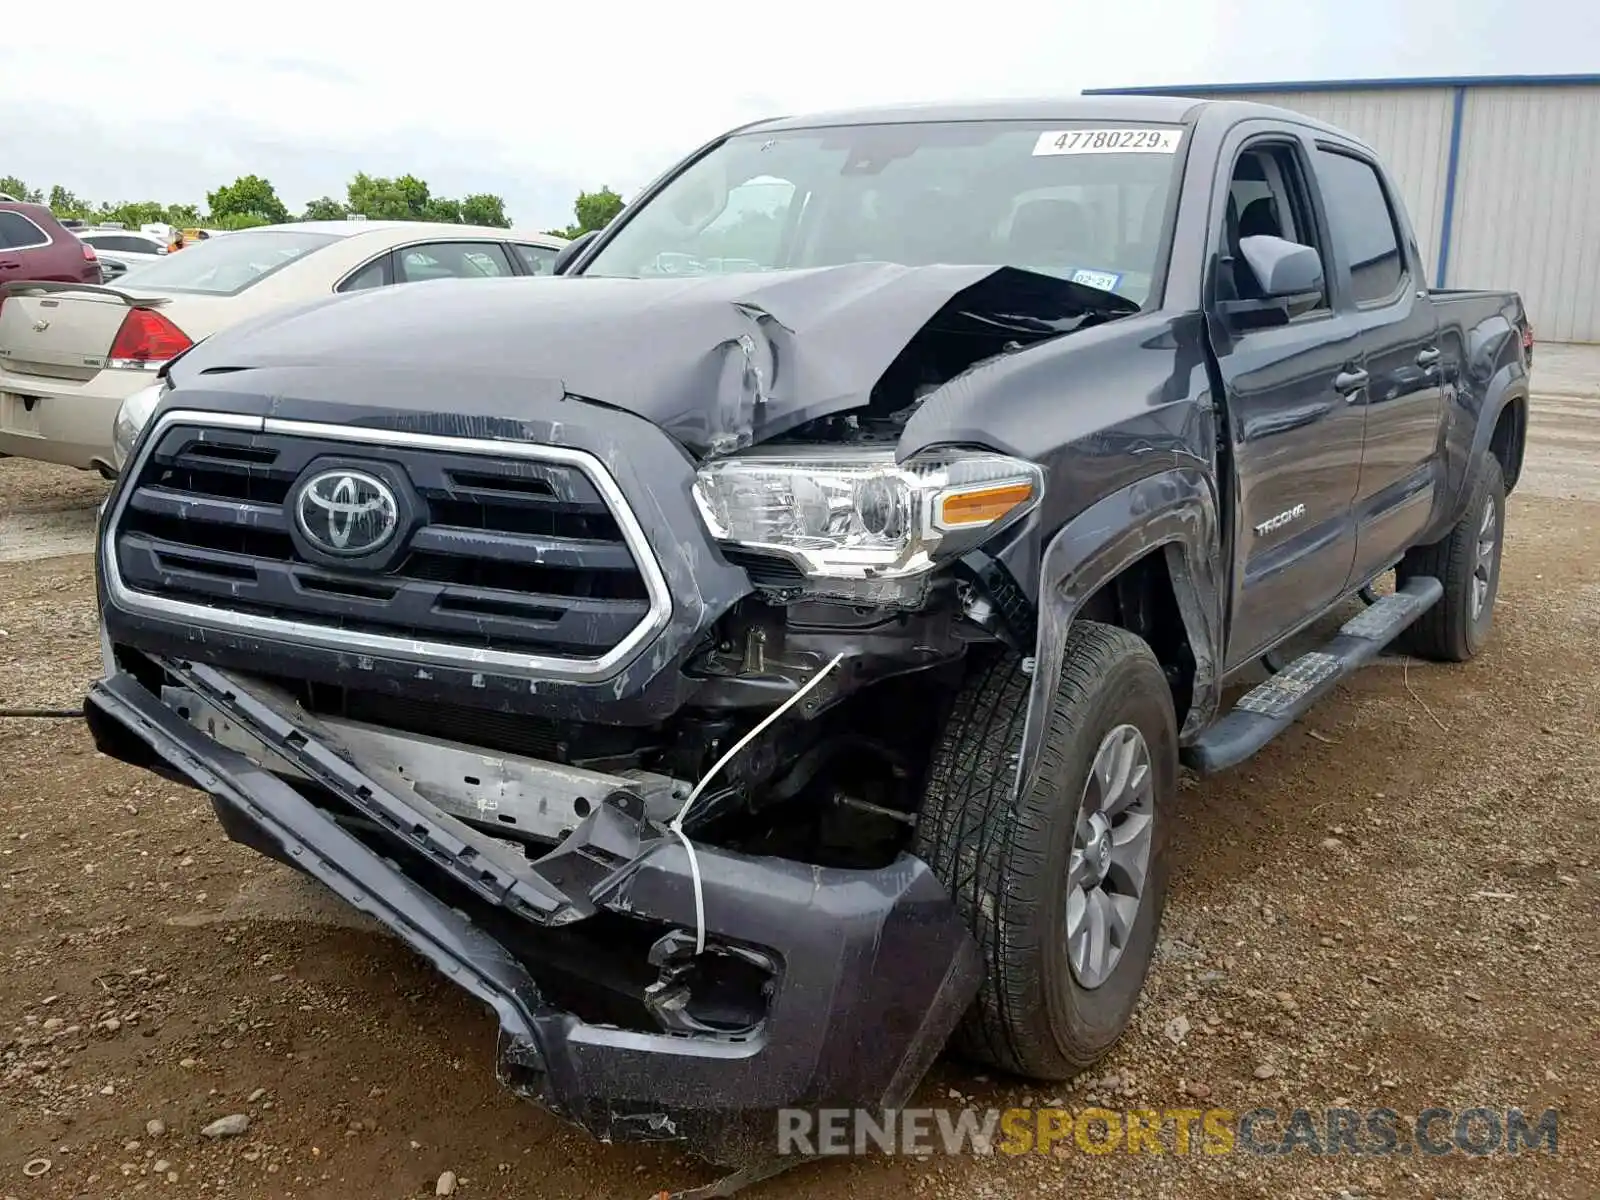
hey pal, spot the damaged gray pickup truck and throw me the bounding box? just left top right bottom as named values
left=86, top=96, right=1530, bottom=1187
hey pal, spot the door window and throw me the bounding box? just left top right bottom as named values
left=0, top=212, right=50, bottom=250
left=1219, top=143, right=1329, bottom=315
left=90, top=234, right=161, bottom=254
left=1313, top=150, right=1406, bottom=305
left=396, top=242, right=514, bottom=283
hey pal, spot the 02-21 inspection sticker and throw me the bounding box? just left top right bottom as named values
left=1033, top=128, right=1183, bottom=156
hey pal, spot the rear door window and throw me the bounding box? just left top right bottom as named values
left=0, top=212, right=50, bottom=250
left=396, top=242, right=514, bottom=283
left=1312, top=149, right=1407, bottom=305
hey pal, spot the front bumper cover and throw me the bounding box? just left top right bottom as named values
left=85, top=657, right=982, bottom=1171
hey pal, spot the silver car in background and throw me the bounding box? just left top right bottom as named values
left=0, top=220, right=568, bottom=475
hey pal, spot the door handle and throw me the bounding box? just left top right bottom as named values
left=1333, top=368, right=1369, bottom=395
left=1416, top=347, right=1441, bottom=367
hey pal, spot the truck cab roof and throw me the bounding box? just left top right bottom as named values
left=741, top=94, right=1365, bottom=144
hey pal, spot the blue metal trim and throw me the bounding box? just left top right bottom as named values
left=1084, top=73, right=1600, bottom=97
left=1435, top=87, right=1468, bottom=288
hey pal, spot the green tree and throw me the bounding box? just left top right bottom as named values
left=207, top=174, right=289, bottom=226
left=424, top=196, right=463, bottom=224
left=460, top=193, right=510, bottom=228
left=48, top=185, right=89, bottom=218
left=346, top=172, right=431, bottom=221
left=97, top=200, right=168, bottom=229
left=209, top=212, right=274, bottom=231
left=0, top=176, right=42, bottom=203
left=302, top=196, right=348, bottom=221
left=343, top=173, right=508, bottom=226
left=546, top=186, right=625, bottom=239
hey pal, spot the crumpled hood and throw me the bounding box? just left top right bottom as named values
left=171, top=262, right=1130, bottom=459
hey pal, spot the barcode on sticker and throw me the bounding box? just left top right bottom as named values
left=1033, top=128, right=1183, bottom=156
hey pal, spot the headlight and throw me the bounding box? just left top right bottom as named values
left=693, top=447, right=1043, bottom=604
left=112, top=382, right=166, bottom=472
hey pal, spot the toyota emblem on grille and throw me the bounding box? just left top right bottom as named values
left=294, top=469, right=400, bottom=556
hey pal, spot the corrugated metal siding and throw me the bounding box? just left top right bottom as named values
left=1211, top=89, right=1455, bottom=270
left=1448, top=86, right=1600, bottom=343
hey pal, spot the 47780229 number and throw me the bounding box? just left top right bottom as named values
left=1032, top=128, right=1183, bottom=156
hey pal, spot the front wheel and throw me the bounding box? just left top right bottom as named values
left=915, top=622, right=1177, bottom=1080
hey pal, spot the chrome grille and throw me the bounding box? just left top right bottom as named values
left=105, top=412, right=672, bottom=680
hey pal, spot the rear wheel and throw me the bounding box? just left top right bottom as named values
left=915, top=622, right=1177, bottom=1079
left=1398, top=453, right=1506, bottom=662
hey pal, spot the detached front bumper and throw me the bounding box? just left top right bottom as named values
left=85, top=656, right=981, bottom=1169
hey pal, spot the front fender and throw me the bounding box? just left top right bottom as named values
left=1014, top=466, right=1223, bottom=804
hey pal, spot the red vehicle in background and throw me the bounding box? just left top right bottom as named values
left=0, top=202, right=100, bottom=288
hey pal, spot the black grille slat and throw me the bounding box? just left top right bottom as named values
left=407, top=525, right=636, bottom=572
left=114, top=424, right=656, bottom=661
left=127, top=486, right=288, bottom=532
left=401, top=552, right=648, bottom=601
left=423, top=496, right=618, bottom=540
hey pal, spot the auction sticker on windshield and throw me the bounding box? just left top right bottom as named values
left=1071, top=268, right=1123, bottom=292
left=1033, top=128, right=1183, bottom=155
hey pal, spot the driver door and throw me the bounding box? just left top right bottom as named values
left=1208, top=129, right=1368, bottom=671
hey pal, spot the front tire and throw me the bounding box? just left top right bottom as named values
left=915, top=622, right=1177, bottom=1080
left=1398, top=453, right=1506, bottom=662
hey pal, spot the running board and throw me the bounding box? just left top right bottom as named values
left=1181, top=575, right=1444, bottom=775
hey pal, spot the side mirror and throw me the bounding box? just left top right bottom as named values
left=551, top=229, right=599, bottom=276
left=1218, top=235, right=1324, bottom=329
left=1239, top=235, right=1324, bottom=299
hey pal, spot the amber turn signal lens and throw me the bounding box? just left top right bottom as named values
left=938, top=482, right=1035, bottom=527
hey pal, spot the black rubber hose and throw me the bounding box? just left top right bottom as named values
left=0, top=707, right=83, bottom=719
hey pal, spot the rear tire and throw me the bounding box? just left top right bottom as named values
left=1398, top=454, right=1506, bottom=662
left=915, top=622, right=1177, bottom=1080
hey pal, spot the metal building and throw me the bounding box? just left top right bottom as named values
left=1086, top=75, right=1600, bottom=344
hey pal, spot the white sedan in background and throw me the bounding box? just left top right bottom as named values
left=0, top=220, right=568, bottom=475
left=77, top=229, right=171, bottom=265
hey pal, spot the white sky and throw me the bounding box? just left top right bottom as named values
left=3, top=0, right=1595, bottom=229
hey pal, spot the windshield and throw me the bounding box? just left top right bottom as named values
left=581, top=120, right=1185, bottom=306
left=121, top=228, right=339, bottom=295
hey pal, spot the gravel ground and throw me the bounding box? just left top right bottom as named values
left=2, top=386, right=1598, bottom=1199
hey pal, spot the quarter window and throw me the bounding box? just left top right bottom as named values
left=1313, top=150, right=1406, bottom=304
left=339, top=256, right=392, bottom=292
left=513, top=243, right=559, bottom=275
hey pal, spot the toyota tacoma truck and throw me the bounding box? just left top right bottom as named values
left=84, top=96, right=1530, bottom=1188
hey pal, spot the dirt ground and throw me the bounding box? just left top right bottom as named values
left=2, top=382, right=1599, bottom=1200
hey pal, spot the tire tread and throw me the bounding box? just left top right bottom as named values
left=1399, top=455, right=1504, bottom=662
left=915, top=621, right=1165, bottom=1078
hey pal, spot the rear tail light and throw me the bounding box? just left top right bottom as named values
left=109, top=308, right=192, bottom=369
left=81, top=243, right=98, bottom=262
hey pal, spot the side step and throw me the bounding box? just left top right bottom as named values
left=1181, top=575, right=1444, bottom=775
